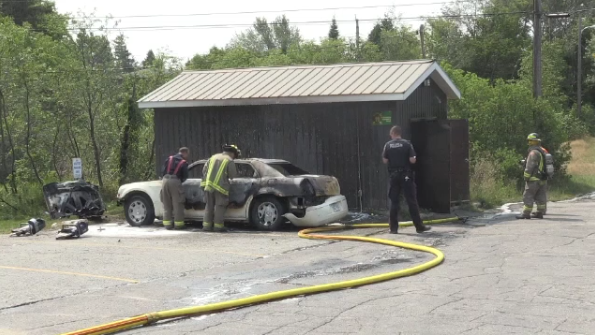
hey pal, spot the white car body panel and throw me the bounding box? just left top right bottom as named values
left=283, top=195, right=349, bottom=227
left=117, top=182, right=253, bottom=222
left=118, top=181, right=164, bottom=217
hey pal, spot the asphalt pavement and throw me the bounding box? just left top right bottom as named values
left=1, top=195, right=594, bottom=335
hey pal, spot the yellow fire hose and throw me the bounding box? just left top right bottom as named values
left=60, top=217, right=460, bottom=335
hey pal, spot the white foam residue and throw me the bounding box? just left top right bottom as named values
left=84, top=224, right=192, bottom=238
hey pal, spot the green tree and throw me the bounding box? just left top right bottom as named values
left=254, top=17, right=276, bottom=51
left=443, top=62, right=572, bottom=183
left=368, top=13, right=395, bottom=45
left=142, top=50, right=156, bottom=69
left=114, top=34, right=135, bottom=72
left=229, top=29, right=268, bottom=54
left=429, top=0, right=531, bottom=83
left=379, top=26, right=421, bottom=61
left=0, top=0, right=65, bottom=36
left=272, top=15, right=301, bottom=54
left=329, top=17, right=339, bottom=40
left=186, top=47, right=226, bottom=70
left=229, top=15, right=301, bottom=55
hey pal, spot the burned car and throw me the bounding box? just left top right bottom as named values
left=43, top=181, right=106, bottom=220
left=116, top=158, right=348, bottom=231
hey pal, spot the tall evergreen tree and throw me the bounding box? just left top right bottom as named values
left=114, top=34, right=135, bottom=72
left=329, top=17, right=339, bottom=40
left=368, top=14, right=395, bottom=45
left=142, top=50, right=156, bottom=68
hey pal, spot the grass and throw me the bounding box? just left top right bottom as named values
left=470, top=158, right=520, bottom=208
left=0, top=219, right=29, bottom=234
left=472, top=137, right=595, bottom=208
left=546, top=137, right=595, bottom=201
left=566, top=137, right=595, bottom=176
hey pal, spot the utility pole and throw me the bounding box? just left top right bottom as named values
left=533, top=0, right=543, bottom=98
left=578, top=12, right=583, bottom=117
left=420, top=24, right=426, bottom=59
left=355, top=15, right=361, bottom=61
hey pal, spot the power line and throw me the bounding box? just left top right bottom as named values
left=59, top=11, right=531, bottom=32
left=69, top=1, right=471, bottom=19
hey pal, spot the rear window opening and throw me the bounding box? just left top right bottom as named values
left=268, top=163, right=309, bottom=176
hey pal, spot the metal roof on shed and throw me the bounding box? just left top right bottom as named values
left=137, top=60, right=461, bottom=109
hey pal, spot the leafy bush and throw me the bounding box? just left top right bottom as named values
left=443, top=62, right=573, bottom=186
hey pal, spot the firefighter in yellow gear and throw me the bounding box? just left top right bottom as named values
left=517, top=133, right=548, bottom=219
left=201, top=144, right=239, bottom=232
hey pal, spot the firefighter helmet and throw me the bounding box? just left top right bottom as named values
left=527, top=133, right=541, bottom=141
left=222, top=144, right=241, bottom=157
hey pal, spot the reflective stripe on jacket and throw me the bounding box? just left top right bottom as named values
left=200, top=153, right=237, bottom=195
left=161, top=153, right=189, bottom=183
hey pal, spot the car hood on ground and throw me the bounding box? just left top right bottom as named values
left=43, top=181, right=106, bottom=219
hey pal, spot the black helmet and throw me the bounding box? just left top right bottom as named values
left=222, top=144, right=241, bottom=157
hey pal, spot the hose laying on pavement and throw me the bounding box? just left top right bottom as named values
left=60, top=217, right=461, bottom=335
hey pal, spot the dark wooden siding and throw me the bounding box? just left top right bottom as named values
left=154, top=80, right=447, bottom=211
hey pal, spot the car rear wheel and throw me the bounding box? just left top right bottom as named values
left=250, top=196, right=286, bottom=231
left=125, top=194, right=155, bottom=227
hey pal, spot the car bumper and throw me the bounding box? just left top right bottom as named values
left=284, top=195, right=348, bottom=227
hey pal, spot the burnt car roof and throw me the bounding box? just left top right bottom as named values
left=189, top=158, right=290, bottom=167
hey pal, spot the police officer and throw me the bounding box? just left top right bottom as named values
left=161, top=147, right=189, bottom=230
left=382, top=126, right=431, bottom=234
left=201, top=144, right=239, bottom=232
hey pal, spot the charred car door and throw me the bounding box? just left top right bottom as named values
left=228, top=163, right=258, bottom=207
left=183, top=161, right=256, bottom=211
left=183, top=163, right=205, bottom=211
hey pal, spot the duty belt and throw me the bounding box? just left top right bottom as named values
left=390, top=169, right=411, bottom=178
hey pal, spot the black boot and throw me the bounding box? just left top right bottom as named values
left=531, top=212, right=544, bottom=219
left=416, top=226, right=432, bottom=234
left=516, top=213, right=531, bottom=219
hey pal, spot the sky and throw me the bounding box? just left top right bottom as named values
left=53, top=0, right=452, bottom=63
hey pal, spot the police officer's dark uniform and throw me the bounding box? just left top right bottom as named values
left=383, top=138, right=431, bottom=234
left=161, top=149, right=189, bottom=230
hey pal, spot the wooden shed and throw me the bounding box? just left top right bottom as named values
left=138, top=60, right=468, bottom=213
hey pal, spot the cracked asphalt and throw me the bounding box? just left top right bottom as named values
left=1, top=197, right=594, bottom=335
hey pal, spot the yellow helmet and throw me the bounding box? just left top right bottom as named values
left=527, top=133, right=541, bottom=141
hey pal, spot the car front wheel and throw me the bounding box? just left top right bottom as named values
left=125, top=194, right=156, bottom=227
left=250, top=196, right=286, bottom=231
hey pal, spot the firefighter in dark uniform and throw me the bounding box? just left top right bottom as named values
left=201, top=144, right=239, bottom=232
left=382, top=126, right=431, bottom=234
left=160, top=147, right=189, bottom=230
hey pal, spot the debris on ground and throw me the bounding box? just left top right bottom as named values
left=56, top=220, right=89, bottom=239
left=43, top=181, right=106, bottom=220
left=10, top=218, right=46, bottom=237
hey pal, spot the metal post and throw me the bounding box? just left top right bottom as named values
left=420, top=24, right=426, bottom=59
left=355, top=15, right=361, bottom=62
left=578, top=14, right=583, bottom=117
left=533, top=0, right=543, bottom=98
